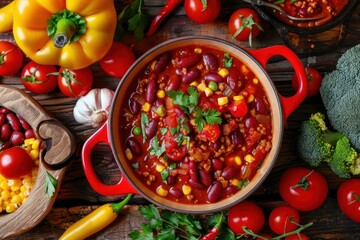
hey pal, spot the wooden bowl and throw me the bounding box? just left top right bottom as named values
left=0, top=85, right=77, bottom=239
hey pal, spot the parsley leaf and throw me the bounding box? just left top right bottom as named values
left=45, top=171, right=58, bottom=198
left=195, top=108, right=222, bottom=132
left=141, top=113, right=149, bottom=143
left=149, top=136, right=165, bottom=157
left=167, top=86, right=199, bottom=114
left=223, top=53, right=233, bottom=68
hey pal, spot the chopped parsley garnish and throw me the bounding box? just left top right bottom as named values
left=160, top=169, right=169, bottom=183
left=166, top=86, right=199, bottom=114
left=132, top=162, right=140, bottom=171
left=140, top=113, right=149, bottom=143
left=223, top=53, right=233, bottom=68
left=149, top=136, right=165, bottom=157
left=195, top=108, right=222, bottom=132
left=237, top=179, right=250, bottom=190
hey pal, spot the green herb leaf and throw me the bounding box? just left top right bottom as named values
left=195, top=108, right=222, bottom=132
left=237, top=179, right=250, bottom=189
left=132, top=162, right=140, bottom=171
left=149, top=136, right=165, bottom=157
left=45, top=171, right=58, bottom=198
left=223, top=53, right=233, bottom=68
left=141, top=113, right=149, bottom=143
left=161, top=169, right=169, bottom=183
left=167, top=87, right=200, bottom=114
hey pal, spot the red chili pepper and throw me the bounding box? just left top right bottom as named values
left=200, top=212, right=223, bottom=240
left=145, top=0, right=183, bottom=36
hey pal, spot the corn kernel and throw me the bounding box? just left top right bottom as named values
left=234, top=156, right=242, bottom=165
left=182, top=184, right=192, bottom=195
left=24, top=138, right=35, bottom=146
left=247, top=95, right=255, bottom=103
left=241, top=64, right=249, bottom=74
left=217, top=96, right=229, bottom=106
left=1, top=190, right=11, bottom=200
left=157, top=90, right=166, bottom=99
left=253, top=78, right=259, bottom=84
left=218, top=68, right=229, bottom=78
left=32, top=139, right=41, bottom=150
left=155, top=164, right=165, bottom=173
left=150, top=60, right=157, bottom=70
left=156, top=185, right=168, bottom=197
left=29, top=149, right=39, bottom=160
left=142, top=102, right=151, bottom=112
left=233, top=95, right=244, bottom=101
left=11, top=195, right=22, bottom=205
left=0, top=180, right=9, bottom=190
left=197, top=82, right=207, bottom=92
left=5, top=203, right=17, bottom=213
left=231, top=179, right=239, bottom=186
left=125, top=148, right=133, bottom=160
left=194, top=48, right=202, bottom=54
left=190, top=81, right=199, bottom=87
left=204, top=87, right=213, bottom=97
left=244, top=154, right=255, bottom=163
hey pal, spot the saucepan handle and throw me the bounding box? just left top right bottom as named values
left=82, top=122, right=138, bottom=195
left=248, top=45, right=308, bottom=120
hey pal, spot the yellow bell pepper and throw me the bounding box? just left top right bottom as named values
left=12, top=0, right=117, bottom=70
left=0, top=1, right=14, bottom=33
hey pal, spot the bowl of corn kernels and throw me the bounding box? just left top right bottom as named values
left=0, top=84, right=76, bottom=239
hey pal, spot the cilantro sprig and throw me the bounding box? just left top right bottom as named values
left=149, top=136, right=165, bottom=157
left=195, top=108, right=222, bottom=132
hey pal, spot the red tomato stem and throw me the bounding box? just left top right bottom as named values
left=290, top=169, right=313, bottom=190
left=349, top=193, right=360, bottom=205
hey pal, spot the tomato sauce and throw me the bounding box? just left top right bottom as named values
left=267, top=0, right=349, bottom=28
left=121, top=45, right=273, bottom=204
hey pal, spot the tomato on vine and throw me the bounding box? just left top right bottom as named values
left=227, top=201, right=265, bottom=234
left=279, top=167, right=328, bottom=211
left=0, top=147, right=34, bottom=179
left=284, top=233, right=310, bottom=240
left=292, top=67, right=322, bottom=97
left=228, top=8, right=263, bottom=47
left=21, top=61, right=58, bottom=94
left=184, top=0, right=221, bottom=24
left=0, top=41, right=23, bottom=76
left=56, top=67, right=93, bottom=98
left=268, top=205, right=300, bottom=235
left=337, top=178, right=360, bottom=223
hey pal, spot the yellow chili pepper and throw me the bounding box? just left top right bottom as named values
left=12, top=0, right=117, bottom=70
left=59, top=194, right=133, bottom=240
left=0, top=1, right=14, bottom=33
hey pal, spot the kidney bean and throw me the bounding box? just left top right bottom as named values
left=210, top=139, right=221, bottom=151
left=221, top=165, right=239, bottom=180
left=6, top=112, right=21, bottom=131
left=25, top=129, right=35, bottom=139
left=207, top=181, right=222, bottom=203
left=167, top=175, right=176, bottom=186
left=254, top=95, right=267, bottom=114
left=189, top=161, right=198, bottom=183
left=169, top=187, right=184, bottom=198
left=0, top=141, right=13, bottom=151
left=0, top=123, right=12, bottom=141
left=154, top=52, right=171, bottom=73
left=0, top=107, right=10, bottom=114
left=129, top=98, right=141, bottom=115
left=10, top=131, right=25, bottom=146
left=212, top=158, right=223, bottom=171
left=244, top=116, right=259, bottom=129
left=145, top=118, right=159, bottom=139
left=165, top=74, right=181, bottom=91
left=17, top=115, right=31, bottom=130
left=227, top=67, right=241, bottom=92
left=230, top=130, right=244, bottom=146
left=182, top=69, right=201, bottom=83
left=179, top=53, right=201, bottom=68
left=0, top=113, right=5, bottom=126
left=204, top=73, right=224, bottom=83
left=225, top=185, right=238, bottom=196
left=203, top=53, right=218, bottom=72
left=199, top=169, right=212, bottom=186
left=189, top=179, right=206, bottom=190
left=145, top=78, right=157, bottom=104
left=127, top=137, right=142, bottom=156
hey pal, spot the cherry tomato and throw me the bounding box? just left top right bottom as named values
left=256, top=235, right=272, bottom=240
left=164, top=131, right=188, bottom=161
left=21, top=61, right=58, bottom=94
left=227, top=201, right=265, bottom=234
left=279, top=167, right=328, bottom=211
left=197, top=124, right=221, bottom=143
left=99, top=42, right=136, bottom=78
left=337, top=178, right=360, bottom=223
left=0, top=41, right=23, bottom=76
left=184, top=0, right=221, bottom=24
left=292, top=67, right=322, bottom=97
left=57, top=67, right=93, bottom=98
left=228, top=8, right=262, bottom=45
left=284, top=233, right=310, bottom=240
left=0, top=147, right=34, bottom=179
left=268, top=205, right=300, bottom=235
left=228, top=99, right=248, bottom=118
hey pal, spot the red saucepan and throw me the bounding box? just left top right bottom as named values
left=82, top=36, right=307, bottom=213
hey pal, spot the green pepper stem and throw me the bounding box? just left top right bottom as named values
left=111, top=194, right=134, bottom=214
left=54, top=18, right=76, bottom=48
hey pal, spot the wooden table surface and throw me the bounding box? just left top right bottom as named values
left=1, top=0, right=360, bottom=239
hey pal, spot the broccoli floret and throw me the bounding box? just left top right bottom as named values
left=328, top=137, right=358, bottom=178
left=320, top=43, right=360, bottom=151
left=297, top=113, right=343, bottom=167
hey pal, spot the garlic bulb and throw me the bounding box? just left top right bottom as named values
left=73, top=88, right=114, bottom=128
